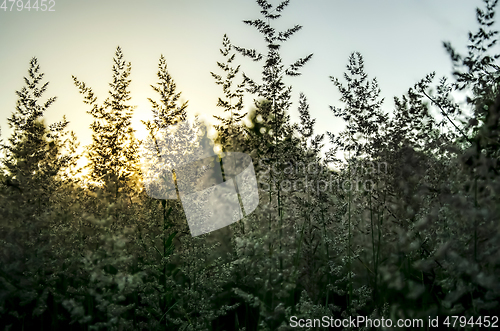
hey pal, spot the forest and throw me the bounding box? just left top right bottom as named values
left=1, top=0, right=499, bottom=330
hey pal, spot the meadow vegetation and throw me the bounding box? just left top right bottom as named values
left=1, top=0, right=500, bottom=329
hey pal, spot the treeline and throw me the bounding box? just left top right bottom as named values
left=1, top=0, right=500, bottom=330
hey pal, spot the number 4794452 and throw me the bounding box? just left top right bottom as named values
left=1, top=0, right=56, bottom=11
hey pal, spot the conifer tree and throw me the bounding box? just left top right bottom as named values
left=73, top=46, right=140, bottom=198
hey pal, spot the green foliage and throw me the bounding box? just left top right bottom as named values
left=73, top=46, right=141, bottom=198
left=1, top=0, right=500, bottom=330
left=145, top=54, right=188, bottom=132
left=211, top=34, right=246, bottom=152
left=329, top=52, right=387, bottom=158
left=233, top=0, right=312, bottom=143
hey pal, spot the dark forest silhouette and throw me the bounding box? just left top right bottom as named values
left=1, top=0, right=500, bottom=329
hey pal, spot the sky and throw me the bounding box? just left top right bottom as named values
left=0, top=0, right=483, bottom=164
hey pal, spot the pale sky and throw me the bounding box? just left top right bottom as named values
left=0, top=0, right=481, bottom=162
